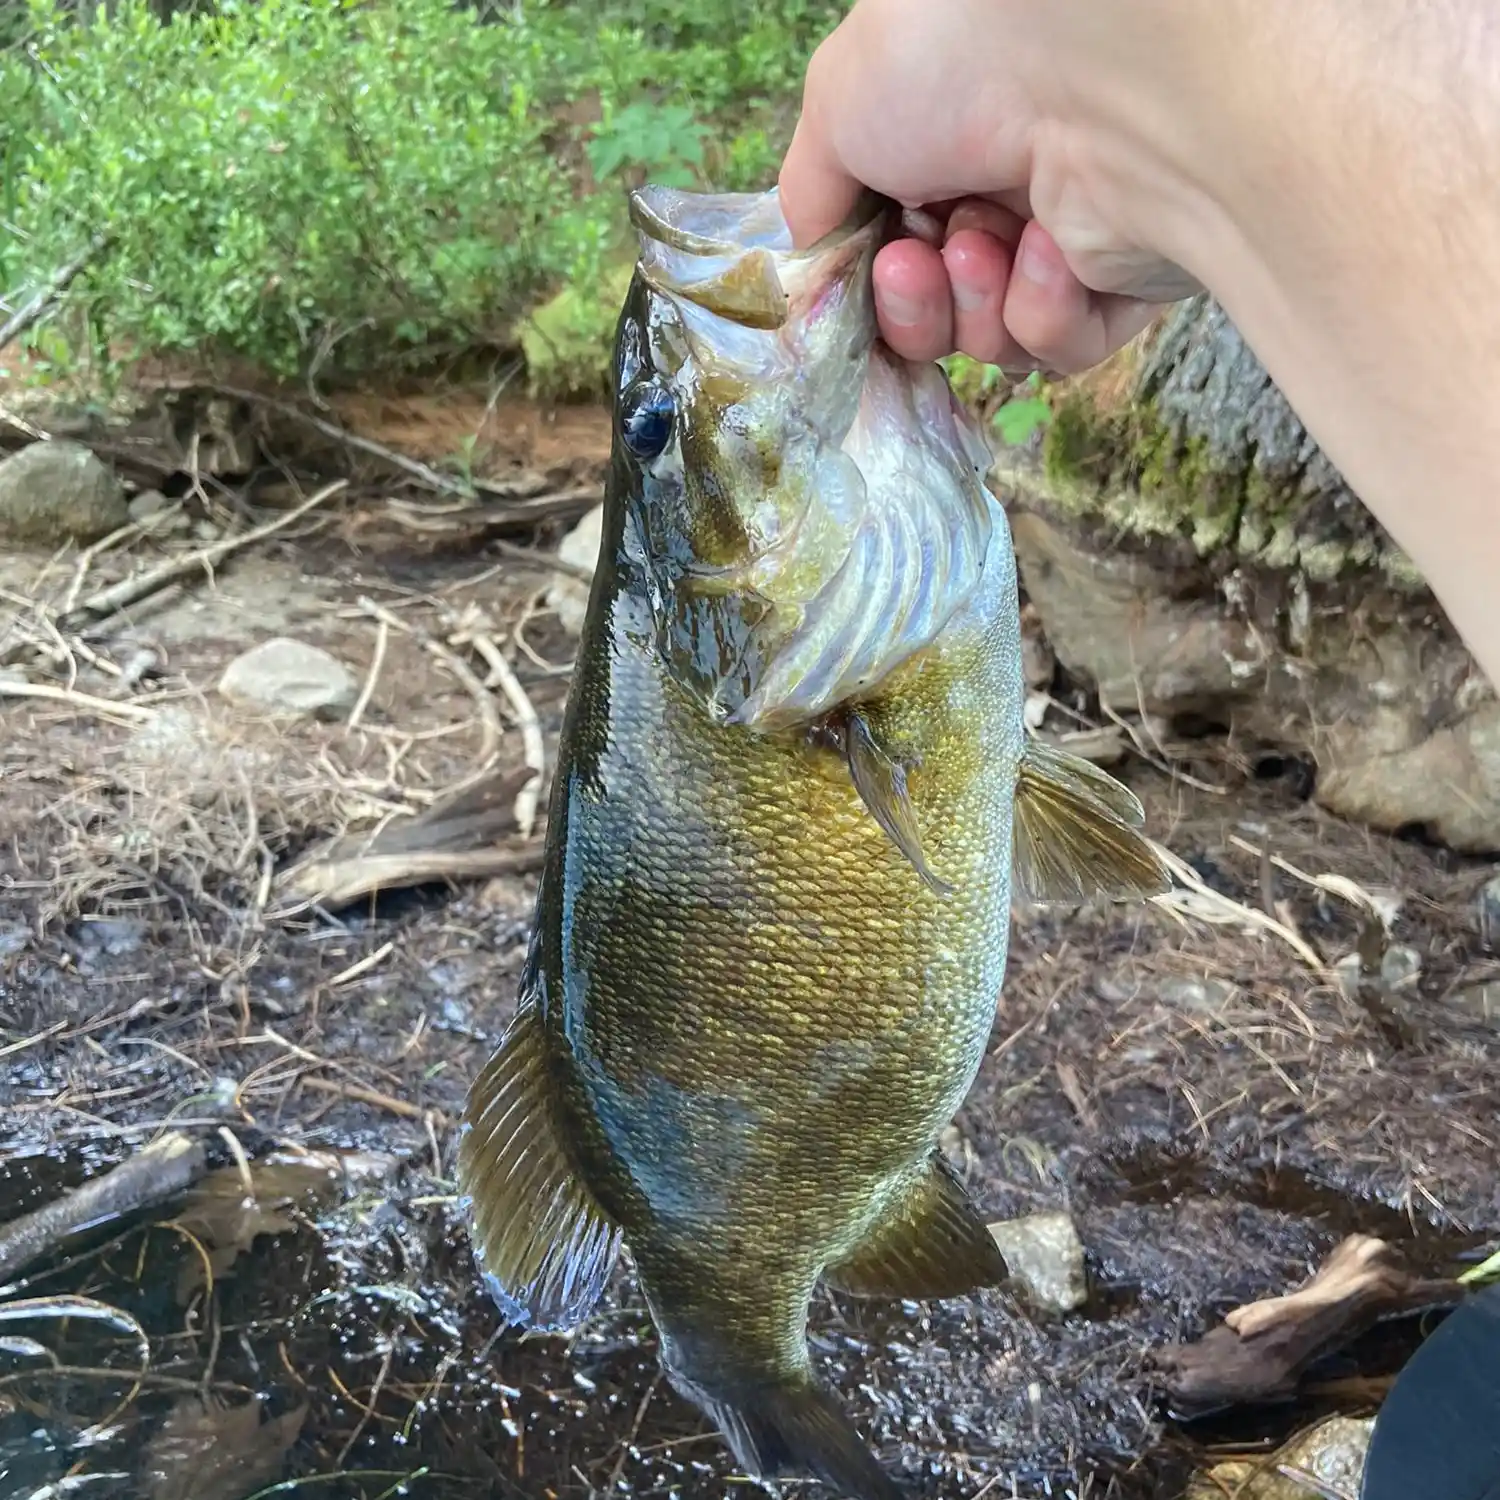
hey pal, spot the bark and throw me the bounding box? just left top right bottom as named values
left=992, top=296, right=1500, bottom=853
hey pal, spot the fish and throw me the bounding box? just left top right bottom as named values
left=457, top=183, right=1169, bottom=1500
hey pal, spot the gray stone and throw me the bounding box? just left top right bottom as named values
left=1451, top=981, right=1500, bottom=1027
left=1159, top=975, right=1235, bottom=1013
left=545, top=504, right=603, bottom=636
left=0, top=666, right=29, bottom=688
left=0, top=920, right=29, bottom=957
left=1479, top=873, right=1500, bottom=951
left=127, top=489, right=171, bottom=521
left=987, top=1211, right=1088, bottom=1314
left=0, top=440, right=127, bottom=546
left=1379, top=944, right=1422, bottom=990
left=218, top=637, right=357, bottom=719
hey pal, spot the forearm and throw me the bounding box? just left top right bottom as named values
left=1143, top=2, right=1500, bottom=681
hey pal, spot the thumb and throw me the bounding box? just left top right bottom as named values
left=778, top=110, right=865, bottom=250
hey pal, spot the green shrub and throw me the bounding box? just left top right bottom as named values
left=0, top=0, right=846, bottom=394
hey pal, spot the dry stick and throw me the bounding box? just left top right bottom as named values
left=348, top=616, right=390, bottom=732
left=357, top=596, right=502, bottom=783
left=0, top=680, right=157, bottom=724
left=64, top=479, right=349, bottom=631
left=487, top=535, right=596, bottom=584
left=299, top=1076, right=441, bottom=1124
left=462, top=629, right=545, bottom=839
left=0, top=1131, right=206, bottom=1285
left=276, top=844, right=545, bottom=910
left=205, top=383, right=568, bottom=506
left=0, top=234, right=108, bottom=354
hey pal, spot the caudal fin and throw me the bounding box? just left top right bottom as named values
left=693, top=1375, right=903, bottom=1500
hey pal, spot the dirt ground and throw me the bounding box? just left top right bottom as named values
left=0, top=388, right=1496, bottom=1500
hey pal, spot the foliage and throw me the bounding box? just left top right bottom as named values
left=0, top=0, right=846, bottom=392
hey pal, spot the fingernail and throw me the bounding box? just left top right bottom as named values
left=879, top=289, right=923, bottom=327
left=1017, top=238, right=1058, bottom=286
left=952, top=279, right=987, bottom=313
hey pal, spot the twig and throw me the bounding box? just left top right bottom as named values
left=487, top=535, right=596, bottom=584
left=348, top=616, right=389, bottom=731
left=0, top=234, right=107, bottom=353
left=357, top=597, right=501, bottom=784
left=0, top=1132, right=206, bottom=1284
left=0, top=679, right=156, bottom=724
left=64, top=480, right=348, bottom=630
left=205, top=384, right=591, bottom=511
left=458, top=629, right=545, bottom=839
left=299, top=1077, right=441, bottom=1123
left=274, top=844, right=544, bottom=910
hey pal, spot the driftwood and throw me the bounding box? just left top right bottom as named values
left=274, top=765, right=543, bottom=909
left=1153, top=1234, right=1463, bottom=1413
left=0, top=1130, right=207, bottom=1285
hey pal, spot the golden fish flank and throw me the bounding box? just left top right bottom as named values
left=457, top=184, right=1169, bottom=1500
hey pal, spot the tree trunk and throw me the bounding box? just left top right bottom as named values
left=993, top=295, right=1500, bottom=854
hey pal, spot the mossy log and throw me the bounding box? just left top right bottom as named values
left=992, top=295, right=1500, bottom=853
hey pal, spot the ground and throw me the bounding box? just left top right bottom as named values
left=0, top=391, right=1495, bottom=1500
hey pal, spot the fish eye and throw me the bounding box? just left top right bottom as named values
left=621, top=381, right=675, bottom=463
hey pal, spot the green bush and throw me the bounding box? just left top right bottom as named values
left=0, top=0, right=846, bottom=395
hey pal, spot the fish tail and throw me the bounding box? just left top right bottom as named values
left=681, top=1371, right=904, bottom=1500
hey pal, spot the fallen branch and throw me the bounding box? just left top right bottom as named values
left=272, top=766, right=540, bottom=908
left=300, top=1076, right=444, bottom=1123
left=0, top=679, right=157, bottom=725
left=0, top=1131, right=207, bottom=1285
left=451, top=621, right=545, bottom=839
left=207, top=383, right=595, bottom=515
left=0, top=234, right=108, bottom=354
left=64, top=479, right=348, bottom=631
left=1152, top=1234, right=1464, bottom=1413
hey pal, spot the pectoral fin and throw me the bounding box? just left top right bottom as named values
left=1012, top=739, right=1171, bottom=904
left=823, top=1155, right=1008, bottom=1301
left=457, top=1000, right=621, bottom=1332
left=844, top=709, right=953, bottom=897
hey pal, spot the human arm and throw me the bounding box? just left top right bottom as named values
left=779, top=0, right=1500, bottom=685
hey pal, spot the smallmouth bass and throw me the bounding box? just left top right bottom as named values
left=458, top=185, right=1167, bottom=1499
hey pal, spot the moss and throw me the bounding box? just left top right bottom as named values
left=519, top=261, right=636, bottom=403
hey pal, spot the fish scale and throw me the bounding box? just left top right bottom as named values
left=458, top=185, right=1169, bottom=1499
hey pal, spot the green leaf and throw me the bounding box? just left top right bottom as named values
left=993, top=396, right=1053, bottom=447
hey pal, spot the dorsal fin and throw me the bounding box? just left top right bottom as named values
left=822, top=1154, right=1008, bottom=1301
left=457, top=1000, right=621, bottom=1332
left=844, top=708, right=953, bottom=896
left=1012, top=739, right=1170, bottom=905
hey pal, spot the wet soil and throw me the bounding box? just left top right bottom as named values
left=0, top=392, right=1496, bottom=1499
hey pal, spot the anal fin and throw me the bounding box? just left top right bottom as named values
left=823, top=1154, right=1008, bottom=1301
left=844, top=708, right=953, bottom=897
left=1013, top=738, right=1171, bottom=905
left=457, top=1000, right=621, bottom=1332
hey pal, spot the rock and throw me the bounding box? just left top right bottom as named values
left=218, top=638, right=357, bottom=720
left=192, top=518, right=222, bottom=543
left=0, top=440, right=128, bottom=546
left=1479, top=874, right=1500, bottom=950
left=1159, top=975, right=1235, bottom=1014
left=1333, top=951, right=1365, bottom=1000
left=1188, top=1415, right=1372, bottom=1499
left=128, top=489, right=171, bottom=521
left=1379, top=945, right=1422, bottom=991
left=1450, top=981, right=1500, bottom=1027
left=0, top=920, right=29, bottom=957
left=76, top=917, right=147, bottom=959
left=545, top=504, right=604, bottom=636
left=987, top=1211, right=1087, bottom=1314
left=0, top=666, right=29, bottom=688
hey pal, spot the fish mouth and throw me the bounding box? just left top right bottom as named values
left=628, top=186, right=890, bottom=332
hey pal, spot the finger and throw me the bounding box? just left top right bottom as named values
left=942, top=229, right=1016, bottom=366
left=872, top=239, right=954, bottom=362
left=1003, top=221, right=1161, bottom=372
left=944, top=197, right=1026, bottom=247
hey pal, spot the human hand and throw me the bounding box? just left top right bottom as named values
left=778, top=0, right=1206, bottom=370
